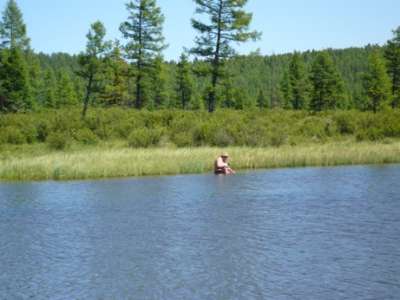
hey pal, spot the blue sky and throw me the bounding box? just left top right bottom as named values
left=3, top=0, right=399, bottom=60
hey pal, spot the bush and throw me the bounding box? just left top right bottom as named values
left=36, top=120, right=50, bottom=142
left=212, top=128, right=234, bottom=147
left=356, top=127, right=384, bottom=142
left=171, top=131, right=194, bottom=147
left=334, top=112, right=356, bottom=134
left=47, top=132, right=69, bottom=150
left=73, top=128, right=98, bottom=145
left=0, top=127, right=25, bottom=144
left=128, top=128, right=164, bottom=148
left=20, top=124, right=38, bottom=144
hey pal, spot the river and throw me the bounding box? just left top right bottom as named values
left=1, top=165, right=400, bottom=299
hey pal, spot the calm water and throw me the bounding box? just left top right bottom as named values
left=1, top=165, right=400, bottom=300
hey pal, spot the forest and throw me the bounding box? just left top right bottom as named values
left=0, top=0, right=399, bottom=180
left=0, top=0, right=399, bottom=116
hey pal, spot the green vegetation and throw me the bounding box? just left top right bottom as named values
left=0, top=109, right=399, bottom=180
left=1, top=1, right=398, bottom=114
left=1, top=141, right=399, bottom=181
left=0, top=1, right=399, bottom=180
left=191, top=0, right=260, bottom=112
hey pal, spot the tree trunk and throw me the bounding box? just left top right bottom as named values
left=208, top=0, right=223, bottom=113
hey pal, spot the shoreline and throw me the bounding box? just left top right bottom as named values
left=1, top=141, right=400, bottom=181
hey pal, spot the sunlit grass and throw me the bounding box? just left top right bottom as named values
left=0, top=141, right=399, bottom=181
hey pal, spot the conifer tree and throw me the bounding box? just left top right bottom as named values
left=309, top=52, right=345, bottom=111
left=57, top=71, right=78, bottom=107
left=151, top=55, right=168, bottom=108
left=280, top=71, right=293, bottom=109
left=100, top=44, right=129, bottom=106
left=191, top=0, right=261, bottom=112
left=363, top=51, right=392, bottom=113
left=257, top=89, right=268, bottom=109
left=288, top=52, right=309, bottom=109
left=0, top=47, right=32, bottom=111
left=26, top=51, right=42, bottom=105
left=176, top=53, right=194, bottom=109
left=384, top=26, right=400, bottom=108
left=120, top=0, right=167, bottom=109
left=220, top=78, right=235, bottom=108
left=78, top=21, right=110, bottom=117
left=0, top=0, right=29, bottom=49
left=42, top=69, right=57, bottom=108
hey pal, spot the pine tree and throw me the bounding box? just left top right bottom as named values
left=120, top=0, right=167, bottom=109
left=257, top=89, right=268, bottom=109
left=41, top=69, right=57, bottom=108
left=309, top=52, right=345, bottom=111
left=26, top=51, right=42, bottom=106
left=191, top=0, right=261, bottom=112
left=0, top=47, right=32, bottom=111
left=0, top=0, right=30, bottom=49
left=57, top=71, right=78, bottom=107
left=100, top=44, right=129, bottom=107
left=151, top=55, right=168, bottom=109
left=288, top=52, right=309, bottom=109
left=78, top=21, right=110, bottom=117
left=384, top=27, right=400, bottom=108
left=280, top=70, right=293, bottom=109
left=363, top=51, right=392, bottom=113
left=220, top=78, right=235, bottom=108
left=176, top=53, right=194, bottom=109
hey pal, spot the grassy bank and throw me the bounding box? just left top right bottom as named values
left=1, top=141, right=399, bottom=181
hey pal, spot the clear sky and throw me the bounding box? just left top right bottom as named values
left=2, top=0, right=399, bottom=61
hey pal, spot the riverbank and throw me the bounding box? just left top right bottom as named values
left=1, top=141, right=399, bottom=181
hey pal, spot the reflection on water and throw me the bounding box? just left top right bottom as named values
left=1, top=165, right=400, bottom=299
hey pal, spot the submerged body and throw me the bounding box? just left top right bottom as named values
left=214, top=153, right=236, bottom=175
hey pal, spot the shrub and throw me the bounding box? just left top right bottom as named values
left=0, top=127, right=25, bottom=144
left=73, top=128, right=98, bottom=145
left=47, top=132, right=69, bottom=150
left=20, top=124, right=38, bottom=144
left=128, top=128, right=164, bottom=148
left=356, top=127, right=384, bottom=142
left=171, top=131, right=194, bottom=147
left=36, top=120, right=50, bottom=142
left=334, top=113, right=356, bottom=135
left=212, top=128, right=234, bottom=147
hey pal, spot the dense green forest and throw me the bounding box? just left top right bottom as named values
left=0, top=0, right=399, bottom=115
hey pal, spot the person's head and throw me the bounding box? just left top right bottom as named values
left=221, top=152, right=229, bottom=162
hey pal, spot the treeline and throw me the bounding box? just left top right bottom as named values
left=1, top=109, right=400, bottom=150
left=0, top=0, right=399, bottom=115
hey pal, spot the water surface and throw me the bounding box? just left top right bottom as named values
left=1, top=165, right=400, bottom=299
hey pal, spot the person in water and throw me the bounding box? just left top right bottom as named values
left=214, top=152, right=236, bottom=175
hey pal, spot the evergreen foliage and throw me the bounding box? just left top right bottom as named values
left=120, top=0, right=167, bottom=109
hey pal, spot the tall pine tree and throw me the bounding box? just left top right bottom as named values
left=309, top=52, right=345, bottom=111
left=78, top=21, right=110, bottom=117
left=288, top=52, right=310, bottom=109
left=257, top=89, right=268, bottom=109
left=120, top=0, right=167, bottom=109
left=280, top=70, right=293, bottom=109
left=176, top=53, right=194, bottom=109
left=42, top=69, right=57, bottom=108
left=384, top=26, right=400, bottom=108
left=100, top=43, right=130, bottom=107
left=57, top=71, right=78, bottom=107
left=151, top=55, right=168, bottom=109
left=363, top=51, right=392, bottom=113
left=0, top=47, right=32, bottom=111
left=0, top=0, right=29, bottom=49
left=191, top=0, right=260, bottom=112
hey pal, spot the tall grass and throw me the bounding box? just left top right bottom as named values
left=1, top=141, right=399, bottom=181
